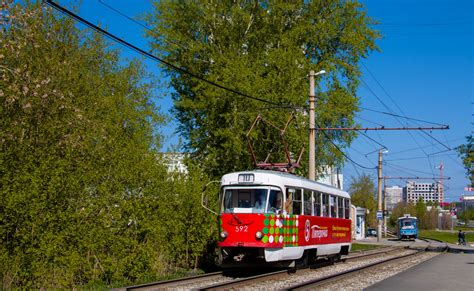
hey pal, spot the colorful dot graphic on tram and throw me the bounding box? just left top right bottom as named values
left=262, top=214, right=299, bottom=246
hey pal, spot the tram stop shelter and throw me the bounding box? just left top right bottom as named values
left=351, top=206, right=367, bottom=240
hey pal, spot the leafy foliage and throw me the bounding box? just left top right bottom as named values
left=348, top=174, right=377, bottom=228
left=155, top=160, right=219, bottom=271
left=388, top=201, right=438, bottom=230
left=146, top=0, right=380, bottom=177
left=457, top=134, right=473, bottom=187
left=0, top=3, right=218, bottom=288
left=458, top=207, right=474, bottom=222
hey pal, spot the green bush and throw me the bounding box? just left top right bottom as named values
left=1, top=3, right=218, bottom=288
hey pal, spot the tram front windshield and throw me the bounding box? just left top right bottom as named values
left=221, top=187, right=283, bottom=214
left=401, top=220, right=414, bottom=228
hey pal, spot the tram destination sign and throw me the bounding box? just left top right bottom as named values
left=238, top=173, right=254, bottom=183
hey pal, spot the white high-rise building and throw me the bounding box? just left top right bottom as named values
left=160, top=153, right=188, bottom=174
left=384, top=186, right=403, bottom=210
left=404, top=181, right=443, bottom=204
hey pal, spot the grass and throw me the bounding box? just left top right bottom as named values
left=454, top=225, right=474, bottom=231
left=350, top=243, right=382, bottom=252
left=419, top=229, right=474, bottom=244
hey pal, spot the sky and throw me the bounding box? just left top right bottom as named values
left=47, top=0, right=473, bottom=202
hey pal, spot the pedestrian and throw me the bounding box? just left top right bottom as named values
left=458, top=230, right=464, bottom=245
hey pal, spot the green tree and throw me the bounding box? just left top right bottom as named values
left=156, top=160, right=219, bottom=271
left=388, top=202, right=416, bottom=227
left=457, top=134, right=473, bottom=187
left=1, top=2, right=168, bottom=288
left=389, top=201, right=438, bottom=230
left=348, top=174, right=377, bottom=228
left=415, top=198, right=427, bottom=228
left=458, top=208, right=474, bottom=222
left=146, top=1, right=379, bottom=177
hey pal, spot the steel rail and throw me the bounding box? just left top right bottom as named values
left=120, top=247, right=408, bottom=290
left=200, top=269, right=290, bottom=290
left=343, top=246, right=401, bottom=260
left=287, top=251, right=422, bottom=290
left=200, top=247, right=403, bottom=290
left=120, top=271, right=224, bottom=291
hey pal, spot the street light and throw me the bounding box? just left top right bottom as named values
left=309, top=69, right=326, bottom=181
left=315, top=70, right=326, bottom=76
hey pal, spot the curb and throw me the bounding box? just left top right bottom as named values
left=446, top=244, right=474, bottom=254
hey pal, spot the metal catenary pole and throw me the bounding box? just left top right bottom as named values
left=377, top=149, right=383, bottom=242
left=308, top=70, right=325, bottom=181
left=383, top=176, right=387, bottom=238
left=309, top=71, right=315, bottom=181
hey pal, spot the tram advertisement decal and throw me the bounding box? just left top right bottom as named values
left=219, top=213, right=350, bottom=247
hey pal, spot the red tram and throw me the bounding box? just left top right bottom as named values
left=212, top=170, right=351, bottom=268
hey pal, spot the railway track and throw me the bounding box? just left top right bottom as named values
left=119, top=271, right=226, bottom=290
left=287, top=250, right=422, bottom=290
left=198, top=246, right=406, bottom=290
left=343, top=246, right=399, bottom=260
left=119, top=246, right=415, bottom=290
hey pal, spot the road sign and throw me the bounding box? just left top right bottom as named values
left=376, top=211, right=383, bottom=220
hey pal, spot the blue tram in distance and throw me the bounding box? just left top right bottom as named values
left=398, top=215, right=418, bottom=240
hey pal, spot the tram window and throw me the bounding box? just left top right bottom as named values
left=285, top=188, right=294, bottom=214
left=329, top=195, right=336, bottom=218
left=402, top=220, right=413, bottom=227
left=344, top=198, right=350, bottom=219
left=238, top=191, right=251, bottom=208
left=223, top=190, right=233, bottom=211
left=221, top=188, right=269, bottom=213
left=292, top=189, right=302, bottom=215
left=338, top=197, right=344, bottom=218
left=313, top=192, right=321, bottom=216
left=268, top=190, right=283, bottom=214
left=322, top=193, right=329, bottom=217
left=303, top=189, right=312, bottom=215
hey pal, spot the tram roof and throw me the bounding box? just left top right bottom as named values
left=398, top=216, right=417, bottom=220
left=221, top=169, right=349, bottom=198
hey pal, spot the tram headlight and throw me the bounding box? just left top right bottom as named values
left=255, top=231, right=263, bottom=240
left=220, top=230, right=228, bottom=239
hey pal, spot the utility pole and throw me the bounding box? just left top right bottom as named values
left=308, top=70, right=325, bottom=181
left=377, top=149, right=383, bottom=242
left=383, top=176, right=387, bottom=238
left=309, top=71, right=316, bottom=181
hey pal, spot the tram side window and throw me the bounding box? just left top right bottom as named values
left=223, top=190, right=233, bottom=211
left=268, top=190, right=283, bottom=214
left=285, top=188, right=293, bottom=214
left=322, top=193, right=329, bottom=217
left=338, top=197, right=344, bottom=218
left=293, top=189, right=302, bottom=215
left=303, top=189, right=312, bottom=215
left=313, top=192, right=321, bottom=216
left=344, top=198, right=350, bottom=219
left=330, top=195, right=337, bottom=218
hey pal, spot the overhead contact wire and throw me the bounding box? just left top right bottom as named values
left=45, top=0, right=289, bottom=108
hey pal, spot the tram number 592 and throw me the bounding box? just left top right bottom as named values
left=235, top=226, right=248, bottom=232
